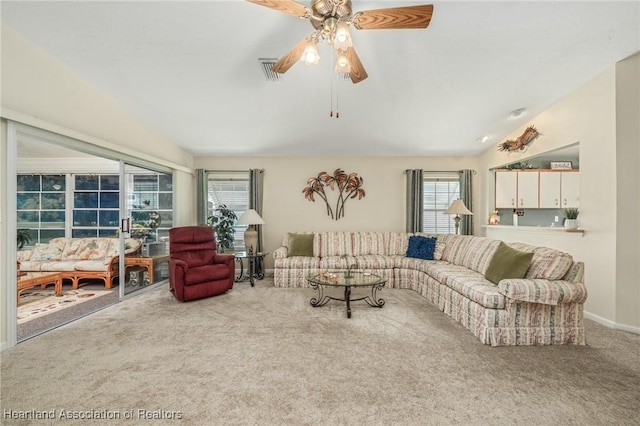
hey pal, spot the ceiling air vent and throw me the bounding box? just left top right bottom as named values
left=259, top=58, right=280, bottom=82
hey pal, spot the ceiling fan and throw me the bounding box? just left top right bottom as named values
left=247, top=0, right=434, bottom=84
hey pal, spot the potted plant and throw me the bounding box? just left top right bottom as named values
left=17, top=228, right=33, bottom=249
left=17, top=228, right=33, bottom=277
left=563, top=208, right=579, bottom=230
left=207, top=204, right=237, bottom=252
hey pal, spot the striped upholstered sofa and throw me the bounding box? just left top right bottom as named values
left=273, top=232, right=587, bottom=346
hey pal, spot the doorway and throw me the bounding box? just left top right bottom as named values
left=11, top=123, right=173, bottom=342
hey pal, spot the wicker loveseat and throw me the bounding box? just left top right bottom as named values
left=17, top=237, right=142, bottom=289
left=273, top=232, right=587, bottom=346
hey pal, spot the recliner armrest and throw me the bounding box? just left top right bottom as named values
left=212, top=253, right=235, bottom=269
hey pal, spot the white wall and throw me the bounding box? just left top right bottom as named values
left=479, top=54, right=640, bottom=331
left=0, top=25, right=195, bottom=350
left=615, top=53, right=640, bottom=329
left=195, top=156, right=480, bottom=269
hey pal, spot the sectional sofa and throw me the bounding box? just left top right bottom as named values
left=17, top=237, right=142, bottom=289
left=273, top=232, right=587, bottom=346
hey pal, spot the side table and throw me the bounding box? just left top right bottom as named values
left=125, top=254, right=169, bottom=284
left=234, top=252, right=268, bottom=287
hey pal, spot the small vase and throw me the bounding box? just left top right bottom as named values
left=564, top=219, right=578, bottom=230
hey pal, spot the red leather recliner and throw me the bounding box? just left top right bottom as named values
left=168, top=226, right=235, bottom=301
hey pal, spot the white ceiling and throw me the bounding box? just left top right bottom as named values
left=2, top=1, right=639, bottom=158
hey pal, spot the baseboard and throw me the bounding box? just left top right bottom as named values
left=0, top=340, right=9, bottom=352
left=584, top=311, right=640, bottom=335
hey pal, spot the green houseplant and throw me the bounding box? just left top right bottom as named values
left=563, top=208, right=579, bottom=230
left=207, top=204, right=237, bottom=252
left=17, top=228, right=33, bottom=249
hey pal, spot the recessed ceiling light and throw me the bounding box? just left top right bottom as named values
left=509, top=108, right=526, bottom=118
left=476, top=135, right=490, bottom=143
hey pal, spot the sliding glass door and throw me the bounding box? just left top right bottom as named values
left=119, top=162, right=172, bottom=298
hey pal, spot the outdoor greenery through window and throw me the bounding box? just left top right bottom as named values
left=423, top=173, right=460, bottom=234
left=207, top=172, right=249, bottom=251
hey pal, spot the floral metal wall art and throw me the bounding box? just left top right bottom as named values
left=302, top=168, right=366, bottom=220
left=497, top=125, right=541, bottom=152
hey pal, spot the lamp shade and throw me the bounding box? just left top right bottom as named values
left=445, top=199, right=473, bottom=215
left=237, top=209, right=265, bottom=225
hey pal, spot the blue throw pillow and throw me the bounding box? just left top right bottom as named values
left=406, top=236, right=437, bottom=260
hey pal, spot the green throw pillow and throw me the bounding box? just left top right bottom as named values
left=484, top=241, right=534, bottom=284
left=287, top=233, right=314, bottom=257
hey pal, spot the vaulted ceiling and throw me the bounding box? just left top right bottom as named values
left=2, top=1, right=639, bottom=157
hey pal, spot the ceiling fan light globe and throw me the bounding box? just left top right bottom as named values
left=334, top=22, right=352, bottom=50
left=336, top=54, right=351, bottom=73
left=301, top=40, right=320, bottom=65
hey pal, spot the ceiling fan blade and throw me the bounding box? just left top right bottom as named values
left=343, top=47, right=368, bottom=84
left=353, top=4, right=434, bottom=30
left=271, top=37, right=309, bottom=74
left=246, top=0, right=309, bottom=18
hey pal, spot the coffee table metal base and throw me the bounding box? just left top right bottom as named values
left=309, top=283, right=385, bottom=318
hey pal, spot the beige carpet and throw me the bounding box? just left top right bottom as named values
left=1, top=277, right=639, bottom=425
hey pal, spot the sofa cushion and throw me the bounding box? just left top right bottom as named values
left=274, top=256, right=321, bottom=269
left=352, top=232, right=386, bottom=256
left=507, top=243, right=574, bottom=280
left=319, top=255, right=356, bottom=269
left=318, top=232, right=353, bottom=257
left=484, top=242, right=534, bottom=284
left=406, top=236, right=437, bottom=260
left=353, top=255, right=397, bottom=269
left=414, top=233, right=451, bottom=260
left=441, top=236, right=501, bottom=274
left=39, top=260, right=78, bottom=272
left=445, top=272, right=506, bottom=309
left=29, top=241, right=65, bottom=261
left=287, top=233, right=315, bottom=257
left=61, top=238, right=112, bottom=260
left=72, top=260, right=110, bottom=272
left=385, top=232, right=410, bottom=256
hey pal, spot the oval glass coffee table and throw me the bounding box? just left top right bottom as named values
left=306, top=271, right=386, bottom=318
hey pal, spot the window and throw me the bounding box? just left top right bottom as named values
left=423, top=174, right=460, bottom=234
left=17, top=174, right=66, bottom=244
left=207, top=172, right=249, bottom=251
left=72, top=174, right=120, bottom=237
left=127, top=172, right=173, bottom=241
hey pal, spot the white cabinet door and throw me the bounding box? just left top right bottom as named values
left=495, top=171, right=517, bottom=208
left=517, top=171, right=539, bottom=208
left=561, top=171, right=580, bottom=208
left=539, top=171, right=561, bottom=208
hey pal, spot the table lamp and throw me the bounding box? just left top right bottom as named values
left=445, top=199, right=473, bottom=235
left=236, top=209, right=265, bottom=254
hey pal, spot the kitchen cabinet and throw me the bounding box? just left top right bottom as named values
left=560, top=171, right=579, bottom=208
left=495, top=171, right=517, bottom=208
left=495, top=170, right=539, bottom=209
left=539, top=170, right=579, bottom=208
left=539, top=171, right=561, bottom=208
left=516, top=171, right=539, bottom=208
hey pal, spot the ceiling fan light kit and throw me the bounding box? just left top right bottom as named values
left=247, top=0, right=434, bottom=84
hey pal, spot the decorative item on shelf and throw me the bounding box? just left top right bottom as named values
left=236, top=209, right=265, bottom=254
left=563, top=208, right=579, bottom=230
left=302, top=168, right=366, bottom=220
left=488, top=210, right=500, bottom=225
left=445, top=199, right=473, bottom=235
left=504, top=161, right=534, bottom=170
left=497, top=125, right=541, bottom=153
left=550, top=161, right=573, bottom=170
left=207, top=204, right=238, bottom=252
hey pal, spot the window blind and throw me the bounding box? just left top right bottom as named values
left=423, top=174, right=460, bottom=234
